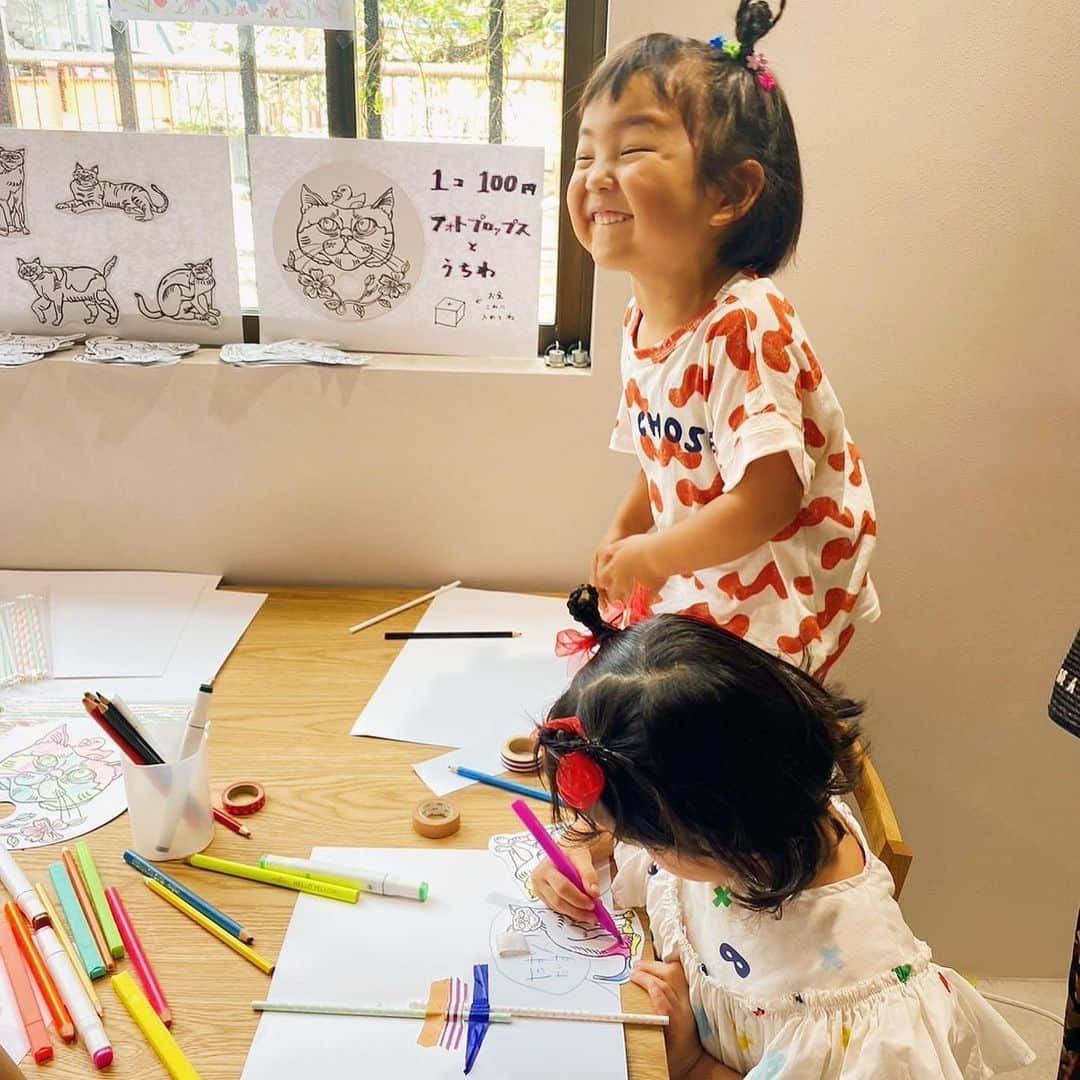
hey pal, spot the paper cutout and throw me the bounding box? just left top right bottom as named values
left=490, top=826, right=564, bottom=900
left=135, top=258, right=220, bottom=325
left=55, top=162, right=169, bottom=222
left=17, top=254, right=120, bottom=327
left=0, top=147, right=28, bottom=237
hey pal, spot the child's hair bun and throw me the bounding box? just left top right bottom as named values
left=735, top=0, right=786, bottom=53
left=566, top=583, right=615, bottom=641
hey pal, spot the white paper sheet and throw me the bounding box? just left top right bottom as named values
left=242, top=847, right=640, bottom=1080
left=411, top=743, right=506, bottom=797
left=0, top=131, right=243, bottom=344
left=249, top=137, right=544, bottom=358
left=4, top=589, right=265, bottom=704
left=352, top=589, right=573, bottom=748
left=0, top=570, right=220, bottom=679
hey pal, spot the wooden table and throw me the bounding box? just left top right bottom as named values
left=17, top=588, right=667, bottom=1080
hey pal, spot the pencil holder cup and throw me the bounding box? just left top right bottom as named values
left=121, top=727, right=213, bottom=862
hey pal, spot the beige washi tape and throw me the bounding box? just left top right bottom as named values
left=500, top=734, right=540, bottom=774
left=412, top=799, right=461, bottom=839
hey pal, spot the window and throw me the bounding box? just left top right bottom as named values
left=0, top=0, right=606, bottom=352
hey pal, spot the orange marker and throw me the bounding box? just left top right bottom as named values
left=0, top=921, right=53, bottom=1063
left=62, top=848, right=114, bottom=972
left=4, top=902, right=75, bottom=1042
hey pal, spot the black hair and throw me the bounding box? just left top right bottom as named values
left=580, top=2, right=801, bottom=275
left=537, top=585, right=865, bottom=914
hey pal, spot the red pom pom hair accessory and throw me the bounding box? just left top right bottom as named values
left=554, top=628, right=598, bottom=676
left=542, top=716, right=606, bottom=811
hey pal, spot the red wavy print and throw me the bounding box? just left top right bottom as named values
left=761, top=293, right=795, bottom=375
left=625, top=378, right=649, bottom=413
left=677, top=573, right=707, bottom=590
left=797, top=341, right=822, bottom=393
left=717, top=561, right=788, bottom=601
left=793, top=576, right=814, bottom=595
left=623, top=305, right=634, bottom=327
left=680, top=605, right=751, bottom=638
left=847, top=442, right=864, bottom=485
left=817, top=587, right=861, bottom=630
left=820, top=511, right=877, bottom=571
left=803, top=417, right=826, bottom=448
left=637, top=300, right=717, bottom=365
left=827, top=441, right=863, bottom=486
left=728, top=402, right=778, bottom=432
left=649, top=480, right=664, bottom=513
left=668, top=363, right=712, bottom=407
left=777, top=615, right=823, bottom=656
left=813, top=625, right=855, bottom=681
left=707, top=308, right=759, bottom=393
left=772, top=497, right=855, bottom=542
left=640, top=435, right=703, bottom=469
left=676, top=473, right=725, bottom=507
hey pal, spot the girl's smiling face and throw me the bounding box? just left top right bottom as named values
left=567, top=73, right=724, bottom=282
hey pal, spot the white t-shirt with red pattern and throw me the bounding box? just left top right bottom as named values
left=610, top=271, right=879, bottom=677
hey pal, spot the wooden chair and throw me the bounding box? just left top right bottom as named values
left=849, top=745, right=913, bottom=898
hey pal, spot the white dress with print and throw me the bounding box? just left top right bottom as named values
left=613, top=801, right=1034, bottom=1078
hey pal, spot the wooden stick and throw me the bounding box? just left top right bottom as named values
left=347, top=581, right=462, bottom=634
left=405, top=998, right=667, bottom=1026
left=251, top=1000, right=512, bottom=1023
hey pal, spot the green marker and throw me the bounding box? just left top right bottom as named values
left=73, top=842, right=124, bottom=960
left=188, top=854, right=360, bottom=903
left=48, top=862, right=107, bottom=979
left=259, top=854, right=429, bottom=902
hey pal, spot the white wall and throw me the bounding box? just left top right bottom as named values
left=3, top=0, right=1078, bottom=975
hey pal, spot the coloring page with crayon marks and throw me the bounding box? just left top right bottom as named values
left=0, top=700, right=188, bottom=848
left=0, top=131, right=241, bottom=344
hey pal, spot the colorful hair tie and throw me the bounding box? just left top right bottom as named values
left=543, top=716, right=606, bottom=811
left=708, top=34, right=776, bottom=91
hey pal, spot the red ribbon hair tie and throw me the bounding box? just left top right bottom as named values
left=543, top=716, right=606, bottom=811
left=554, top=629, right=599, bottom=676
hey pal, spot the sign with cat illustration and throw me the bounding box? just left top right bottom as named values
left=251, top=136, right=543, bottom=358
left=0, top=130, right=241, bottom=344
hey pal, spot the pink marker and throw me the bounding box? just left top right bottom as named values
left=106, top=887, right=172, bottom=1027
left=511, top=798, right=629, bottom=953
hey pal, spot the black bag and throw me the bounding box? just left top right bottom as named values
left=1049, top=628, right=1080, bottom=739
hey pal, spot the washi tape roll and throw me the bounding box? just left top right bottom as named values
left=412, top=799, right=461, bottom=839
left=221, top=781, right=267, bottom=817
left=500, top=735, right=539, bottom=774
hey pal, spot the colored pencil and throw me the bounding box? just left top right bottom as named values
left=187, top=854, right=359, bottom=903
left=0, top=921, right=53, bottom=1062
left=143, top=878, right=274, bottom=975
left=384, top=630, right=521, bottom=639
left=4, top=903, right=74, bottom=1042
left=347, top=580, right=462, bottom=633
left=450, top=765, right=553, bottom=803
left=73, top=842, right=124, bottom=960
left=212, top=805, right=252, bottom=838
left=105, top=887, right=171, bottom=1027
left=34, top=883, right=103, bottom=1017
left=86, top=693, right=162, bottom=766
left=111, top=972, right=200, bottom=1080
left=123, top=849, right=255, bottom=945
left=60, top=849, right=114, bottom=972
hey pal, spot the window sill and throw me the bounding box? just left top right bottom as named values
left=33, top=347, right=592, bottom=377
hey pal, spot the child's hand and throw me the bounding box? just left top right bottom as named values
left=594, top=534, right=668, bottom=605
left=630, top=956, right=705, bottom=1080
left=530, top=846, right=601, bottom=920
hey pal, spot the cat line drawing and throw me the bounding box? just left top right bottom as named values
left=283, top=181, right=412, bottom=319
left=56, top=162, right=169, bottom=222
left=17, top=255, right=119, bottom=326
left=134, top=258, right=219, bottom=324
left=0, top=146, right=28, bottom=237
left=292, top=183, right=407, bottom=275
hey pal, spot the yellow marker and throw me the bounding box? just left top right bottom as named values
left=187, top=853, right=359, bottom=903
left=143, top=879, right=275, bottom=975
left=34, top=883, right=103, bottom=1018
left=111, top=972, right=200, bottom=1080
